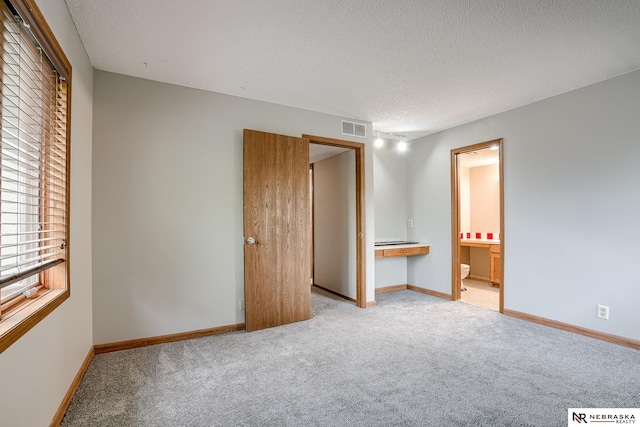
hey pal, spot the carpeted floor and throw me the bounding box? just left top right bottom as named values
left=61, top=289, right=640, bottom=426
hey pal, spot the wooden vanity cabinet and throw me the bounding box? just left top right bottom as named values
left=489, top=244, right=501, bottom=287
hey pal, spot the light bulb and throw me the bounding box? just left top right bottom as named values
left=375, top=137, right=384, bottom=148
left=397, top=141, right=408, bottom=152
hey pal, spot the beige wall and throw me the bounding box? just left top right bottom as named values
left=467, top=163, right=499, bottom=279
left=469, top=164, right=500, bottom=233
left=459, top=167, right=471, bottom=232
left=458, top=163, right=499, bottom=279
left=0, top=1, right=94, bottom=426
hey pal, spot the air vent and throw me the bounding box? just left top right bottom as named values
left=341, top=120, right=366, bottom=138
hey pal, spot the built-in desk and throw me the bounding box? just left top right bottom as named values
left=461, top=239, right=501, bottom=286
left=375, top=243, right=430, bottom=259
left=374, top=243, right=430, bottom=291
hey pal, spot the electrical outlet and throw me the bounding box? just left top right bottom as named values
left=240, top=299, right=245, bottom=311
left=408, top=219, right=414, bottom=228
left=597, top=305, right=609, bottom=320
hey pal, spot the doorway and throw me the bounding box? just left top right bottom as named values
left=243, top=130, right=368, bottom=332
left=304, top=134, right=366, bottom=308
left=309, top=148, right=356, bottom=304
left=451, top=139, right=504, bottom=312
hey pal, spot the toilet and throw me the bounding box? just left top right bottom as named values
left=461, top=264, right=470, bottom=290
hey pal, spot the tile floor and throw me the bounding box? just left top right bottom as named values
left=460, top=278, right=499, bottom=311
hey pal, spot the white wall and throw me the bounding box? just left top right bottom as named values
left=374, top=142, right=408, bottom=240
left=375, top=257, right=408, bottom=288
left=373, top=141, right=410, bottom=288
left=407, top=70, right=640, bottom=341
left=92, top=71, right=376, bottom=344
left=313, top=150, right=356, bottom=298
left=0, top=1, right=94, bottom=426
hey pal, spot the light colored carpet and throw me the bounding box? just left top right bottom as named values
left=461, top=278, right=500, bottom=311
left=61, top=289, right=640, bottom=426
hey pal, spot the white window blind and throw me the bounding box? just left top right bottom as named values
left=0, top=0, right=68, bottom=303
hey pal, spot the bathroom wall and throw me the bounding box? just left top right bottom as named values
left=407, top=70, right=640, bottom=341
left=314, top=150, right=357, bottom=299
left=458, top=166, right=472, bottom=274
left=373, top=141, right=409, bottom=288
left=459, top=162, right=500, bottom=236
left=459, top=167, right=471, bottom=232
left=469, top=164, right=500, bottom=233
left=468, top=163, right=500, bottom=279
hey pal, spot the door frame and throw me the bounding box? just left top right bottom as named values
left=303, top=134, right=367, bottom=308
left=450, top=138, right=504, bottom=312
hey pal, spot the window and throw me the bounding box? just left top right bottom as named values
left=0, top=0, right=71, bottom=353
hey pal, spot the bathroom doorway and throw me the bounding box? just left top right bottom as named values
left=451, top=139, right=504, bottom=312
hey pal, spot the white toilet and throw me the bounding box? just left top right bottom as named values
left=461, top=264, right=470, bottom=291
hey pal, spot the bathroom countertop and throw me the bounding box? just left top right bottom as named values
left=461, top=239, right=500, bottom=246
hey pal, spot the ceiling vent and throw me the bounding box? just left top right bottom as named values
left=341, top=120, right=366, bottom=138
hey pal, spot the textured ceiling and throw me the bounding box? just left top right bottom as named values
left=64, top=0, right=640, bottom=140
left=459, top=147, right=499, bottom=169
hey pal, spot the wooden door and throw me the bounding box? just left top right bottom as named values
left=243, top=129, right=311, bottom=332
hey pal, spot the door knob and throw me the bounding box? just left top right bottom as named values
left=246, top=237, right=256, bottom=245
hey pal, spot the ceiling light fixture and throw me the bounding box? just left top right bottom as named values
left=373, top=130, right=408, bottom=142
left=374, top=132, right=384, bottom=148
left=397, top=141, right=408, bottom=152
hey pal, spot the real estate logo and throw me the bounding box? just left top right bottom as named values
left=568, top=408, right=639, bottom=425
left=572, top=412, right=587, bottom=423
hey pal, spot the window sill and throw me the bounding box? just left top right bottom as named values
left=0, top=288, right=69, bottom=353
